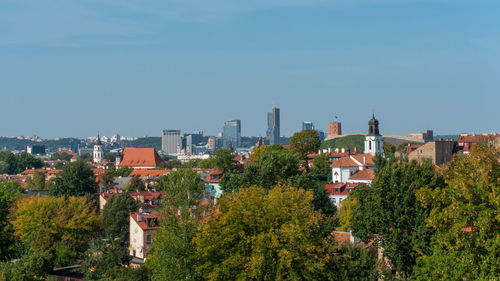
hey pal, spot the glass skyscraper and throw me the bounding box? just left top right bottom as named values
left=266, top=106, right=280, bottom=145
left=223, top=120, right=241, bottom=150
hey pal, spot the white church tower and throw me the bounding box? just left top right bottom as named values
left=93, top=134, right=103, bottom=164
left=364, top=114, right=384, bottom=156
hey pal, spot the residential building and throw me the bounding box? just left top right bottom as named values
left=205, top=170, right=224, bottom=203
left=161, top=130, right=181, bottom=155
left=364, top=114, right=384, bottom=156
left=457, top=133, right=500, bottom=153
left=407, top=140, right=455, bottom=166
left=129, top=211, right=160, bottom=263
left=223, top=120, right=241, bottom=149
left=408, top=130, right=434, bottom=142
left=266, top=106, right=280, bottom=145
left=302, top=122, right=315, bottom=131
left=325, top=182, right=359, bottom=208
left=118, top=148, right=165, bottom=169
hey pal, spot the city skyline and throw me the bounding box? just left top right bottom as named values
left=1, top=0, right=499, bottom=138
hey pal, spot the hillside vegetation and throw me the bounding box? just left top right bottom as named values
left=320, top=135, right=365, bottom=151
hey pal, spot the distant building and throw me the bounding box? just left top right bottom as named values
left=457, top=133, right=500, bottom=153
left=328, top=121, right=342, bottom=137
left=407, top=140, right=455, bottom=166
left=317, top=130, right=325, bottom=141
left=93, top=134, right=103, bottom=164
left=207, top=137, right=216, bottom=151
left=26, top=145, right=46, bottom=155
left=162, top=130, right=181, bottom=155
left=302, top=122, right=315, bottom=131
left=266, top=106, right=280, bottom=145
left=364, top=115, right=384, bottom=156
left=223, top=120, right=241, bottom=149
left=70, top=141, right=80, bottom=154
left=408, top=130, right=434, bottom=142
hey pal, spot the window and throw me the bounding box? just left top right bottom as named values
left=369, top=141, right=372, bottom=150
left=332, top=198, right=336, bottom=204
left=146, top=235, right=152, bottom=245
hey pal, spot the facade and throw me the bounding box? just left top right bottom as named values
left=93, top=135, right=103, bottom=164
left=161, top=130, right=182, bottom=155
left=325, top=182, right=359, bottom=208
left=364, top=115, right=384, bottom=156
left=223, top=120, right=241, bottom=149
left=328, top=121, right=342, bottom=137
left=26, top=145, right=46, bottom=155
left=129, top=212, right=160, bottom=262
left=408, top=130, right=434, bottom=142
left=266, top=106, right=280, bottom=145
left=205, top=170, right=224, bottom=203
left=331, top=153, right=376, bottom=184
left=302, top=122, right=315, bottom=131
left=407, top=140, right=455, bottom=166
left=457, top=133, right=500, bottom=153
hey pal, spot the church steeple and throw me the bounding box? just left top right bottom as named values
left=93, top=133, right=103, bottom=164
left=364, top=115, right=384, bottom=156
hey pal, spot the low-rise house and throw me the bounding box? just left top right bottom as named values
left=205, top=170, right=224, bottom=203
left=331, top=153, right=375, bottom=183
left=129, top=211, right=160, bottom=264
left=325, top=182, right=359, bottom=208
left=457, top=133, right=499, bottom=153
left=99, top=189, right=165, bottom=210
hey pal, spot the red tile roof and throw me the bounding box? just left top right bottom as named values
left=349, top=169, right=375, bottom=180
left=331, top=157, right=359, bottom=167
left=325, top=182, right=359, bottom=196
left=119, top=148, right=164, bottom=168
left=130, top=212, right=161, bottom=231
left=21, top=169, right=62, bottom=175
left=350, top=153, right=375, bottom=167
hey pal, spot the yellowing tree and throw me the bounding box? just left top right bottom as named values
left=193, top=183, right=337, bottom=281
left=12, top=196, right=100, bottom=266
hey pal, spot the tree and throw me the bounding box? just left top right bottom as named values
left=49, top=160, right=97, bottom=197
left=290, top=130, right=321, bottom=159
left=0, top=248, right=53, bottom=281
left=79, top=239, right=131, bottom=281
left=125, top=176, right=146, bottom=191
left=115, top=166, right=133, bottom=177
left=193, top=184, right=337, bottom=280
left=0, top=181, right=25, bottom=261
left=310, top=154, right=331, bottom=182
left=147, top=169, right=206, bottom=281
left=351, top=160, right=445, bottom=279
left=79, top=152, right=92, bottom=163
left=337, top=194, right=358, bottom=232
left=12, top=196, right=100, bottom=267
left=26, top=171, right=51, bottom=190
left=104, top=152, right=116, bottom=162
left=413, top=146, right=500, bottom=280
left=335, top=245, right=379, bottom=281
left=213, top=149, right=237, bottom=173
left=0, top=151, right=42, bottom=175
left=103, top=192, right=139, bottom=243
left=197, top=158, right=217, bottom=169
left=102, top=167, right=117, bottom=190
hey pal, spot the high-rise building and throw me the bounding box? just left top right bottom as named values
left=223, top=120, right=241, bottom=150
left=266, top=106, right=280, bottom=145
left=162, top=130, right=181, bottom=155
left=302, top=122, right=315, bottom=131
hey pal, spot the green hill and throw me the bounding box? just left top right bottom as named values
left=320, top=135, right=365, bottom=152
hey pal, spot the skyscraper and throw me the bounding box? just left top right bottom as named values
left=302, top=122, right=315, bottom=131
left=223, top=120, right=241, bottom=150
left=266, top=106, right=280, bottom=145
left=162, top=130, right=181, bottom=155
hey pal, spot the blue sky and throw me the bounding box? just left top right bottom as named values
left=1, top=0, right=498, bottom=138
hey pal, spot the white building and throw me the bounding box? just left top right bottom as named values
left=93, top=134, right=103, bottom=164
left=129, top=212, right=160, bottom=263
left=364, top=114, right=385, bottom=156
left=331, top=153, right=376, bottom=184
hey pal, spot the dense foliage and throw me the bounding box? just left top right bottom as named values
left=103, top=192, right=139, bottom=243
left=49, top=160, right=97, bottom=197
left=0, top=151, right=43, bottom=175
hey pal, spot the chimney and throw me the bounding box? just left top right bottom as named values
left=341, top=148, right=345, bottom=153
left=335, top=148, right=339, bottom=153
left=363, top=156, right=366, bottom=165
left=137, top=214, right=142, bottom=222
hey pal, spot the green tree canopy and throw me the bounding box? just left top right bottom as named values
left=213, top=149, right=237, bottom=173
left=413, top=146, right=500, bottom=280
left=194, top=184, right=337, bottom=281
left=147, top=169, right=206, bottom=281
left=26, top=171, right=51, bottom=190
left=0, top=151, right=43, bottom=175
left=290, top=129, right=321, bottom=159
left=79, top=238, right=131, bottom=281
left=0, top=181, right=25, bottom=260
left=125, top=176, right=146, bottom=192
left=49, top=160, right=97, bottom=197
left=103, top=192, right=139, bottom=243
left=351, top=159, right=445, bottom=279
left=115, top=166, right=133, bottom=177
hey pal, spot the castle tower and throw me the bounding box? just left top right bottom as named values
left=93, top=134, right=103, bottom=164
left=364, top=114, right=384, bottom=156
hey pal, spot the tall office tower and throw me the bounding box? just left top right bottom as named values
left=162, top=130, right=182, bottom=155
left=186, top=135, right=193, bottom=155
left=302, top=122, right=315, bottom=131
left=266, top=106, right=280, bottom=145
left=223, top=120, right=241, bottom=150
